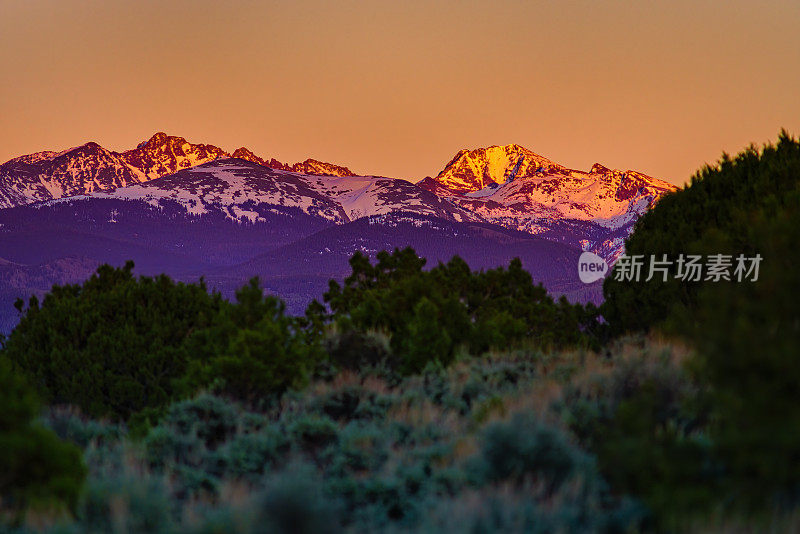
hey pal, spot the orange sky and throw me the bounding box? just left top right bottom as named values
left=1, top=1, right=798, bottom=186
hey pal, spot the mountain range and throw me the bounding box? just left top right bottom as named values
left=0, top=133, right=677, bottom=332
left=0, top=132, right=356, bottom=210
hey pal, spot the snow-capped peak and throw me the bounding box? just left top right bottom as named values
left=120, top=132, right=231, bottom=180
left=413, top=142, right=678, bottom=260
left=419, top=144, right=566, bottom=195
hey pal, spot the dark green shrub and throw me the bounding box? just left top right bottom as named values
left=323, top=329, right=397, bottom=372
left=141, top=395, right=243, bottom=494
left=3, top=265, right=323, bottom=419
left=143, top=395, right=246, bottom=484
left=77, top=476, right=172, bottom=534
left=401, top=297, right=455, bottom=372
left=143, top=425, right=203, bottom=470
left=309, top=385, right=391, bottom=422
left=0, top=358, right=86, bottom=517
left=561, top=346, right=716, bottom=525
left=603, top=131, right=800, bottom=335
left=327, top=472, right=413, bottom=527
left=686, top=183, right=800, bottom=509
left=218, top=431, right=286, bottom=479
left=41, top=408, right=122, bottom=450
left=162, top=395, right=239, bottom=449
left=331, top=422, right=389, bottom=473
left=315, top=248, right=599, bottom=374
left=412, top=489, right=645, bottom=534
left=287, top=414, right=339, bottom=452
left=181, top=506, right=253, bottom=534
left=562, top=344, right=698, bottom=445
left=256, top=465, right=343, bottom=534
left=475, top=413, right=588, bottom=495
left=2, top=262, right=223, bottom=420
left=600, top=132, right=800, bottom=516
left=187, top=278, right=323, bottom=402
left=592, top=381, right=715, bottom=523
left=173, top=464, right=219, bottom=498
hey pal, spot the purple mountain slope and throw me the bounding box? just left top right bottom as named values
left=199, top=211, right=599, bottom=314
left=0, top=257, right=101, bottom=334
left=0, top=136, right=673, bottom=332
left=0, top=204, right=598, bottom=330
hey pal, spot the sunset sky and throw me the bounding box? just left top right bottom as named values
left=1, top=0, right=798, bottom=186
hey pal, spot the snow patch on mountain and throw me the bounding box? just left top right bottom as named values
left=50, top=160, right=471, bottom=227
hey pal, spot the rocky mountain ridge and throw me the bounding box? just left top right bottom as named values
left=0, top=136, right=678, bottom=262
left=0, top=133, right=357, bottom=209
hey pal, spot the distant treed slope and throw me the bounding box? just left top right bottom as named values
left=0, top=257, right=101, bottom=334
left=0, top=201, right=597, bottom=329
left=212, top=211, right=595, bottom=314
